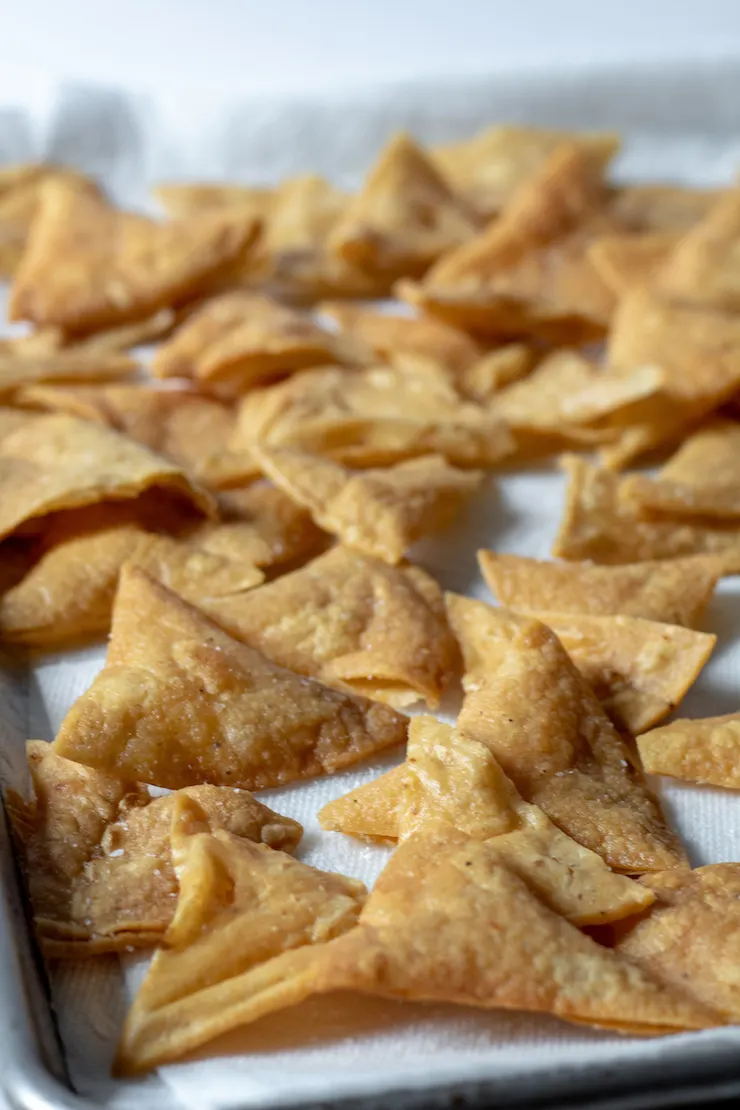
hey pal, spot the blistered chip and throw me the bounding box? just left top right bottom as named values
left=253, top=446, right=482, bottom=564
left=52, top=565, right=407, bottom=790
left=637, top=713, right=740, bottom=789
left=318, top=764, right=407, bottom=843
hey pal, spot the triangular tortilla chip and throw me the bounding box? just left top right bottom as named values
left=447, top=596, right=687, bottom=872
left=617, top=865, right=740, bottom=1020
left=116, top=822, right=715, bottom=1073
left=324, top=716, right=655, bottom=927
left=131, top=528, right=264, bottom=600
left=401, top=144, right=616, bottom=343
left=622, top=422, right=740, bottom=520
left=478, top=550, right=722, bottom=627
left=460, top=343, right=537, bottom=403
left=329, top=133, right=479, bottom=278
left=636, top=712, right=740, bottom=789
left=656, top=190, right=740, bottom=311
left=153, top=182, right=275, bottom=221
left=318, top=764, right=407, bottom=843
left=52, top=565, right=407, bottom=790
left=8, top=181, right=259, bottom=332
left=552, top=455, right=740, bottom=569
left=232, top=362, right=512, bottom=468
left=432, top=125, right=619, bottom=218
left=212, top=483, right=323, bottom=567
left=0, top=413, right=215, bottom=542
left=7, top=742, right=301, bottom=957
left=587, top=231, right=679, bottom=297
left=115, top=794, right=367, bottom=1074
left=253, top=447, right=482, bottom=564
left=152, top=292, right=364, bottom=397
left=609, top=184, right=722, bottom=234
left=201, top=545, right=456, bottom=708
left=0, top=349, right=137, bottom=399
left=528, top=611, right=715, bottom=735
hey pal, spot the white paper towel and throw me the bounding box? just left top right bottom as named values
left=5, top=63, right=740, bottom=1109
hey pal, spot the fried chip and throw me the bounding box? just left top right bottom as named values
left=8, top=742, right=301, bottom=956
left=617, top=865, right=740, bottom=1020
left=152, top=292, right=363, bottom=397
left=154, top=182, right=274, bottom=221
left=202, top=545, right=455, bottom=708
left=478, top=551, right=722, bottom=627
left=328, top=133, right=479, bottom=278
left=460, top=343, right=538, bottom=402
left=252, top=447, right=482, bottom=564
left=528, top=611, right=715, bottom=735
left=432, top=125, right=619, bottom=218
left=115, top=794, right=366, bottom=1073
left=609, top=184, right=722, bottom=234
left=552, top=455, right=740, bottom=569
left=8, top=181, right=259, bottom=332
left=0, top=166, right=102, bottom=277
left=655, top=190, right=740, bottom=311
left=52, top=566, right=407, bottom=790
left=0, top=413, right=215, bottom=542
left=448, top=596, right=687, bottom=872
left=0, top=350, right=137, bottom=400
left=636, top=713, right=740, bottom=789
left=587, top=232, right=679, bottom=297
left=622, top=422, right=740, bottom=520
left=213, top=483, right=323, bottom=567
left=232, top=363, right=513, bottom=468
left=318, top=764, right=407, bottom=843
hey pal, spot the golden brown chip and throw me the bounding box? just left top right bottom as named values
left=153, top=182, right=274, bottom=221
left=131, top=528, right=264, bottom=601
left=478, top=551, right=722, bottom=627
left=202, top=545, right=456, bottom=708
left=0, top=413, right=215, bottom=542
left=636, top=713, right=740, bottom=789
left=252, top=446, right=482, bottom=564
left=329, top=133, right=479, bottom=278
left=212, top=483, right=323, bottom=567
left=553, top=455, right=740, bottom=569
left=8, top=742, right=301, bottom=957
left=528, top=611, right=715, bottom=735
left=318, top=764, right=407, bottom=843
left=622, top=421, right=740, bottom=520
left=0, top=350, right=137, bottom=401
left=152, top=292, right=364, bottom=398
left=460, top=343, right=538, bottom=402
left=8, top=181, right=260, bottom=332
left=432, top=125, right=619, bottom=218
left=63, top=308, right=179, bottom=354
left=617, top=865, right=740, bottom=1020
left=448, top=596, right=687, bottom=872
left=115, top=794, right=366, bottom=1073
left=609, top=184, right=722, bottom=234
left=587, top=232, right=679, bottom=297
left=655, top=190, right=740, bottom=311
left=231, top=363, right=513, bottom=468
left=52, top=565, right=407, bottom=790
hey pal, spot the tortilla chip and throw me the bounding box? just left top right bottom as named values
left=252, top=447, right=482, bottom=564
left=212, top=483, right=323, bottom=567
left=0, top=350, right=137, bottom=401
left=329, top=134, right=479, bottom=278
left=232, top=363, right=513, bottom=468
left=63, top=308, right=180, bottom=354
left=0, top=407, right=35, bottom=442
left=553, top=455, right=740, bottom=569
left=152, top=291, right=363, bottom=397
left=478, top=551, right=722, bottom=627
left=655, top=190, right=740, bottom=311
left=202, top=545, right=455, bottom=708
left=528, top=611, right=715, bottom=735
left=0, top=413, right=215, bottom=542
left=52, top=565, right=407, bottom=790
left=448, top=596, right=687, bottom=872
left=622, top=421, right=740, bottom=520
left=402, top=144, right=616, bottom=343
left=8, top=181, right=260, bottom=332
left=318, top=764, right=407, bottom=842
left=587, top=232, right=679, bottom=297
left=132, top=527, right=263, bottom=598
left=432, top=125, right=619, bottom=218
left=609, top=184, right=722, bottom=233
left=154, top=182, right=274, bottom=221
left=8, top=742, right=301, bottom=957
left=617, top=865, right=740, bottom=1020
left=636, top=713, right=740, bottom=789
left=460, top=344, right=538, bottom=402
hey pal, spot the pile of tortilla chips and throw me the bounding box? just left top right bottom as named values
left=2, top=124, right=740, bottom=1077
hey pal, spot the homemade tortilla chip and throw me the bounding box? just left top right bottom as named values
left=115, top=795, right=366, bottom=1074
left=329, top=133, right=479, bottom=278
left=656, top=190, right=740, bottom=311
left=636, top=713, right=740, bottom=789
left=461, top=344, right=537, bottom=402
left=8, top=742, right=301, bottom=956
left=153, top=182, right=274, bottom=221
left=478, top=551, right=722, bottom=627
left=252, top=447, right=482, bottom=564
left=318, top=764, right=407, bottom=843
left=0, top=350, right=137, bottom=399
left=152, top=291, right=363, bottom=397
left=8, top=181, right=259, bottom=332
left=52, top=566, right=407, bottom=790
left=0, top=414, right=215, bottom=542
left=202, top=545, right=456, bottom=708
left=447, top=596, right=687, bottom=872
left=609, top=184, right=722, bottom=234
left=552, top=456, right=740, bottom=569
left=617, top=865, right=740, bottom=1020
left=213, top=483, right=323, bottom=567
left=528, top=611, right=715, bottom=734
left=587, top=232, right=679, bottom=297
left=232, top=363, right=512, bottom=468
